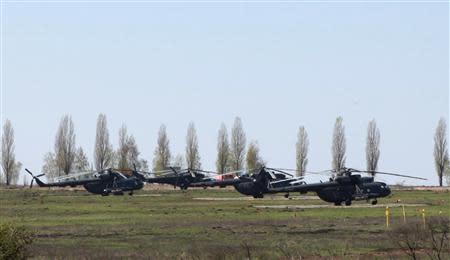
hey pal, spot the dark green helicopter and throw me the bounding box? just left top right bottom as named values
left=143, top=167, right=244, bottom=190
left=25, top=167, right=145, bottom=196
left=231, top=167, right=426, bottom=206
left=231, top=167, right=305, bottom=198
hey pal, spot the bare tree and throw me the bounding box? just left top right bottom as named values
left=230, top=117, right=246, bottom=171
left=445, top=162, right=450, bottom=186
left=114, top=125, right=147, bottom=171
left=140, top=160, right=149, bottom=172
left=172, top=154, right=185, bottom=169
left=185, top=122, right=201, bottom=170
left=42, top=152, right=58, bottom=181
left=366, top=119, right=381, bottom=174
left=126, top=135, right=148, bottom=171
left=127, top=135, right=138, bottom=165
left=23, top=175, right=29, bottom=187
left=117, top=124, right=129, bottom=169
left=296, top=126, right=309, bottom=177
left=54, top=115, right=76, bottom=175
left=434, top=118, right=448, bottom=187
left=94, top=114, right=113, bottom=171
left=246, top=141, right=264, bottom=171
left=332, top=116, right=346, bottom=172
left=153, top=124, right=171, bottom=171
left=1, top=119, right=22, bottom=185
left=216, top=123, right=230, bottom=174
left=73, top=147, right=90, bottom=172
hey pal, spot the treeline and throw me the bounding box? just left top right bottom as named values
left=1, top=115, right=449, bottom=186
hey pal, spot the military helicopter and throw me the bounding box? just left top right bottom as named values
left=233, top=167, right=426, bottom=206
left=25, top=167, right=145, bottom=196
left=231, top=167, right=306, bottom=198
left=144, top=167, right=244, bottom=190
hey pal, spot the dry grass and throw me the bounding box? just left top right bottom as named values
left=0, top=188, right=448, bottom=259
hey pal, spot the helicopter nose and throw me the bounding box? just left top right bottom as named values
left=384, top=186, right=391, bottom=196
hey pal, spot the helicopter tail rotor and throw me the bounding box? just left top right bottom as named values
left=25, top=169, right=45, bottom=188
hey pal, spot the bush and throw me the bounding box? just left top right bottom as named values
left=388, top=217, right=449, bottom=260
left=0, top=223, right=34, bottom=260
left=424, top=217, right=450, bottom=260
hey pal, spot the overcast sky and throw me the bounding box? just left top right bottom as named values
left=1, top=1, right=449, bottom=185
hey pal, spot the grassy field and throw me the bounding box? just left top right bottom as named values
left=0, top=187, right=449, bottom=259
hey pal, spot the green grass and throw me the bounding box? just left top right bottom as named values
left=0, top=187, right=449, bottom=259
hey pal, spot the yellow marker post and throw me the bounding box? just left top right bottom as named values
left=385, top=206, right=390, bottom=228
left=402, top=205, right=406, bottom=223
left=422, top=209, right=426, bottom=229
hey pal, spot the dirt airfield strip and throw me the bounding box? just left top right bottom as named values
left=0, top=186, right=449, bottom=259
left=194, top=196, right=322, bottom=201
left=253, top=203, right=428, bottom=210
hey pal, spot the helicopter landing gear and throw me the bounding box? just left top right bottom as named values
left=113, top=191, right=124, bottom=196
left=101, top=189, right=110, bottom=196
left=371, top=200, right=378, bottom=205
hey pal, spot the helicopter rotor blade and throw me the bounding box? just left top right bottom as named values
left=265, top=168, right=294, bottom=177
left=268, top=168, right=303, bottom=174
left=303, top=169, right=335, bottom=176
left=187, top=168, right=197, bottom=178
left=170, top=167, right=181, bottom=175
left=143, top=169, right=174, bottom=175
left=331, top=167, right=427, bottom=180
left=223, top=170, right=247, bottom=176
left=190, top=169, right=219, bottom=175
left=362, top=170, right=427, bottom=180
left=267, top=167, right=336, bottom=177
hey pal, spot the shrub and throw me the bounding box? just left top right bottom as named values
left=0, top=223, right=34, bottom=260
left=388, top=217, right=450, bottom=260
left=424, top=217, right=450, bottom=260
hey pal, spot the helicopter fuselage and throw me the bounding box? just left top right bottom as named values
left=315, top=181, right=391, bottom=205
left=83, top=177, right=144, bottom=195
left=233, top=173, right=392, bottom=205
left=146, top=175, right=204, bottom=190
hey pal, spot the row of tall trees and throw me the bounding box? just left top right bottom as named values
left=215, top=117, right=263, bottom=174
left=151, top=122, right=203, bottom=172
left=42, top=115, right=149, bottom=180
left=1, top=116, right=449, bottom=186
left=152, top=117, right=261, bottom=174
left=43, top=115, right=98, bottom=180
left=295, top=117, right=381, bottom=177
